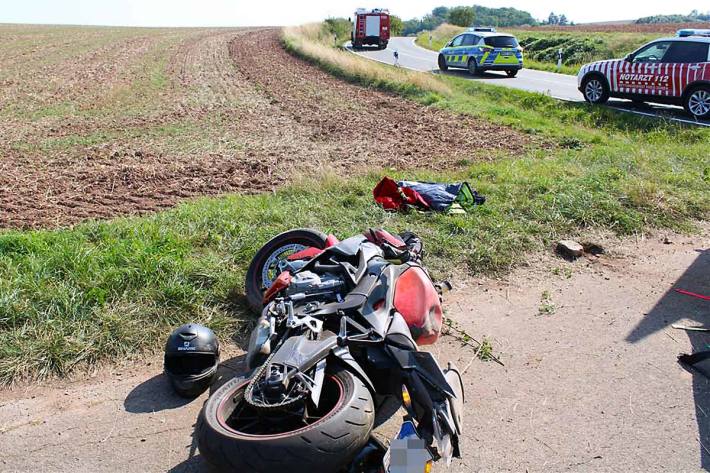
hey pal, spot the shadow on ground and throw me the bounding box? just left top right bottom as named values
left=163, top=354, right=249, bottom=473
left=124, top=354, right=249, bottom=415
left=626, top=249, right=710, bottom=470
left=124, top=373, right=195, bottom=413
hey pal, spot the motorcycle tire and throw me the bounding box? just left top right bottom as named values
left=197, top=365, right=375, bottom=473
left=245, top=228, right=328, bottom=313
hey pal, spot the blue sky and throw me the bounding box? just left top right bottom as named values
left=1, top=0, right=707, bottom=27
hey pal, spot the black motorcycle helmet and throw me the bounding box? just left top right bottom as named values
left=164, top=323, right=220, bottom=398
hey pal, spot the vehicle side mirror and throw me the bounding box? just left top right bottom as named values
left=624, top=53, right=633, bottom=62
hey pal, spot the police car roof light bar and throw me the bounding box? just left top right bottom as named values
left=468, top=27, right=496, bottom=33
left=677, top=29, right=710, bottom=38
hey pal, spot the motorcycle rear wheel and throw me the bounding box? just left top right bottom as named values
left=245, top=228, right=328, bottom=313
left=197, top=365, right=374, bottom=473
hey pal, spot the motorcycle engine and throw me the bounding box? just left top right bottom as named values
left=286, top=271, right=344, bottom=300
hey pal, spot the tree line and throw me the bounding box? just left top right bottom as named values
left=635, top=10, right=710, bottom=24
left=400, top=5, right=539, bottom=35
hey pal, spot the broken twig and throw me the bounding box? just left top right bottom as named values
left=672, top=324, right=710, bottom=332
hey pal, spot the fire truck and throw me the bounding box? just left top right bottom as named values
left=351, top=8, right=390, bottom=50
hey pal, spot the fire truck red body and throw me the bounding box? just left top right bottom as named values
left=351, top=8, right=390, bottom=50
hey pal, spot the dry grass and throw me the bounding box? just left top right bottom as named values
left=429, top=23, right=466, bottom=42
left=282, top=24, right=451, bottom=97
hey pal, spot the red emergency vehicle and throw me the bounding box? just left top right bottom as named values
left=351, top=8, right=390, bottom=50
left=578, top=29, right=710, bottom=119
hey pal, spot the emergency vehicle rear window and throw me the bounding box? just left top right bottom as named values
left=664, top=42, right=709, bottom=63
left=484, top=36, right=519, bottom=48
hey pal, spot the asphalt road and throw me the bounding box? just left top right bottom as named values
left=350, top=37, right=710, bottom=127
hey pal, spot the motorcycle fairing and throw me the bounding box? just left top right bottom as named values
left=359, top=264, right=398, bottom=337
left=297, top=237, right=381, bottom=288
left=268, top=332, right=339, bottom=374
left=262, top=271, right=292, bottom=304
left=393, top=266, right=442, bottom=345
left=264, top=333, right=377, bottom=401
left=384, top=311, right=418, bottom=351
left=363, top=228, right=407, bottom=250
left=286, top=234, right=340, bottom=261
left=331, top=345, right=376, bottom=394
left=386, top=345, right=456, bottom=399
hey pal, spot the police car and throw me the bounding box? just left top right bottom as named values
left=578, top=29, right=710, bottom=119
left=438, top=27, right=523, bottom=77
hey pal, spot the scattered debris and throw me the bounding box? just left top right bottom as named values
left=674, top=289, right=710, bottom=301
left=556, top=240, right=584, bottom=259
left=663, top=236, right=673, bottom=245
left=672, top=324, right=710, bottom=332
left=538, top=290, right=556, bottom=316
left=551, top=266, right=573, bottom=279
left=442, top=318, right=504, bottom=366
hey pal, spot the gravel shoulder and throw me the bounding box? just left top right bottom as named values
left=1, top=228, right=707, bottom=472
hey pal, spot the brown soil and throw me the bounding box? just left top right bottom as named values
left=1, top=230, right=707, bottom=472
left=0, top=27, right=530, bottom=229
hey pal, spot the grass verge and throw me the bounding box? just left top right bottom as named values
left=0, top=24, right=707, bottom=384
left=282, top=24, right=450, bottom=98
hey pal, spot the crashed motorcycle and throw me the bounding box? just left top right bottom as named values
left=197, top=229, right=464, bottom=473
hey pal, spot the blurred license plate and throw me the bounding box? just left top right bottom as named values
left=382, top=421, right=431, bottom=473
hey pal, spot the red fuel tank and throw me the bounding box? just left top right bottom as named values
left=393, top=267, right=442, bottom=345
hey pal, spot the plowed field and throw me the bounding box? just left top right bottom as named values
left=0, top=26, right=530, bottom=229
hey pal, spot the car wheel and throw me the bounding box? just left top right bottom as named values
left=684, top=86, right=710, bottom=119
left=506, top=69, right=518, bottom=78
left=467, top=58, right=479, bottom=76
left=437, top=54, right=448, bottom=71
left=582, top=75, right=609, bottom=105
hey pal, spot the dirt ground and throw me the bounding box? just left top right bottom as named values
left=1, top=228, right=707, bottom=472
left=0, top=26, right=529, bottom=229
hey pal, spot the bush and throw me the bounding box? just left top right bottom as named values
left=323, top=17, right=352, bottom=44
left=518, top=33, right=612, bottom=66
